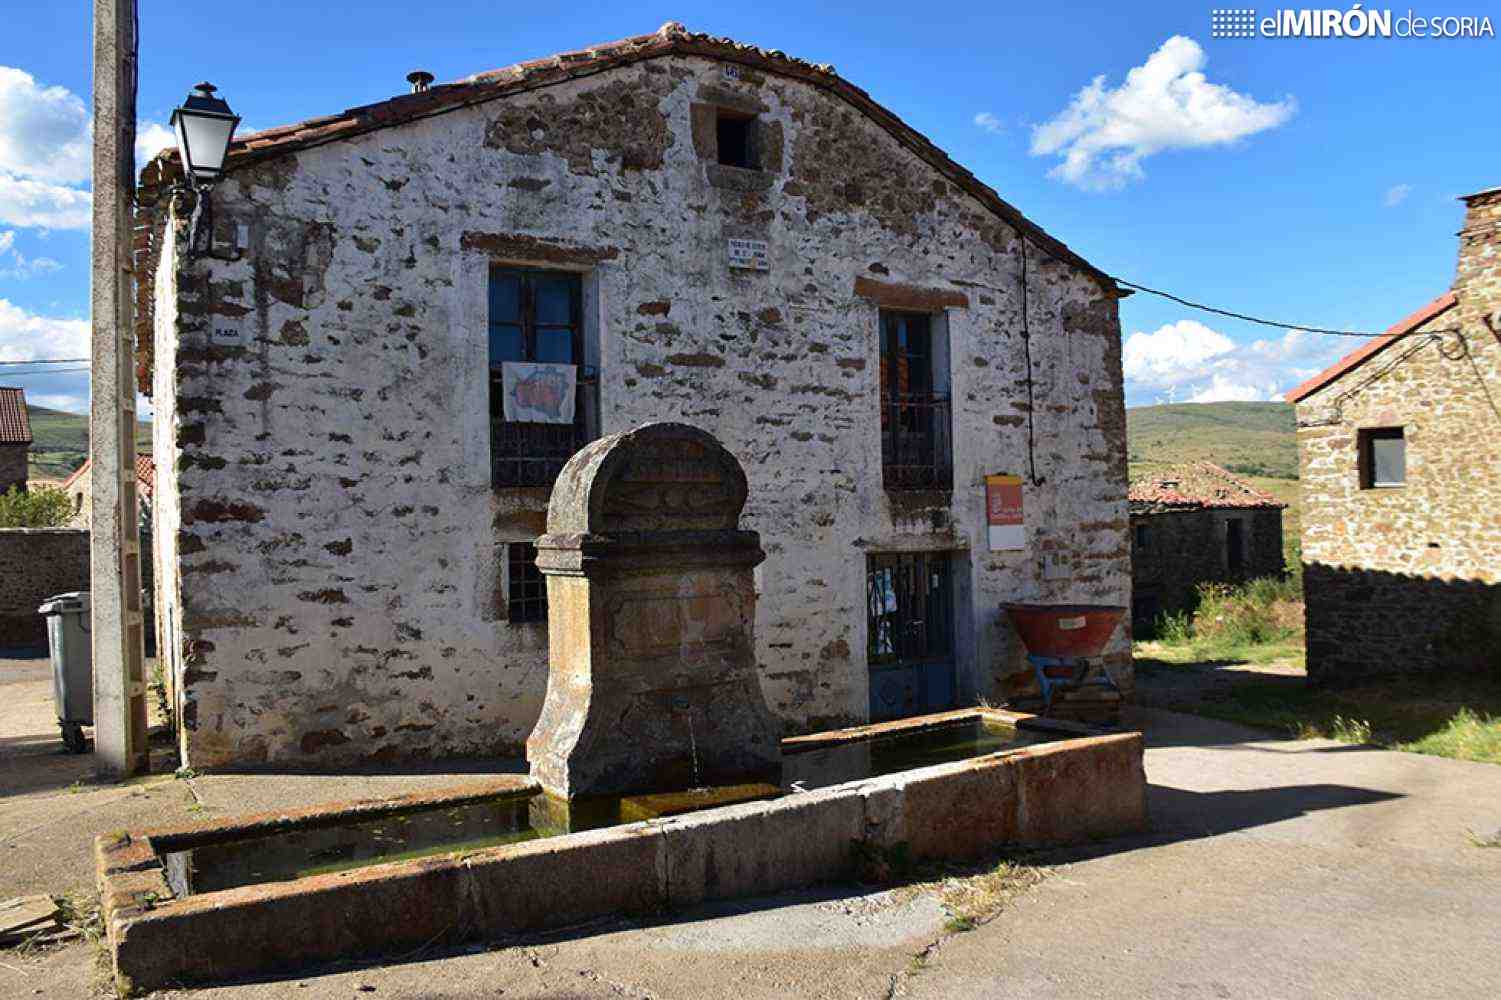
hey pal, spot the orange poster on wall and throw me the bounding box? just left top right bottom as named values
left=984, top=474, right=1025, bottom=551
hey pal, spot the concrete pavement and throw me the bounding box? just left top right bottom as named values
left=3, top=651, right=1499, bottom=998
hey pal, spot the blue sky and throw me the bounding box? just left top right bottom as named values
left=1, top=1, right=1496, bottom=412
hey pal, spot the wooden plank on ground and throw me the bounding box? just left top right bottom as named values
left=0, top=894, right=61, bottom=945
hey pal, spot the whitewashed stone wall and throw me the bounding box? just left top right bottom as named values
left=154, top=54, right=1130, bottom=768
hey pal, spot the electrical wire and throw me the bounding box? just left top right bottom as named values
left=0, top=358, right=90, bottom=365
left=1113, top=278, right=1407, bottom=339
left=1019, top=235, right=1043, bottom=486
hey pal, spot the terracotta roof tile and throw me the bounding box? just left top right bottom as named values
left=1129, top=462, right=1286, bottom=512
left=136, top=21, right=1115, bottom=292
left=1284, top=292, right=1458, bottom=404
left=58, top=456, right=155, bottom=500
left=0, top=387, right=32, bottom=445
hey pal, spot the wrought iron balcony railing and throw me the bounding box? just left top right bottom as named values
left=490, top=366, right=599, bottom=489
left=881, top=393, right=953, bottom=491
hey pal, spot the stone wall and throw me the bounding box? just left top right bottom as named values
left=0, top=444, right=28, bottom=495
left=150, top=52, right=1131, bottom=769
left=1294, top=189, right=1500, bottom=684
left=1130, top=507, right=1284, bottom=624
left=0, top=529, right=89, bottom=647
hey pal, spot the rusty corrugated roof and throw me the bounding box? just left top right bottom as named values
left=0, top=388, right=32, bottom=445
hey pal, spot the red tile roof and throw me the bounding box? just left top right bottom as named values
left=1283, top=292, right=1458, bottom=404
left=0, top=387, right=32, bottom=445
left=1129, top=462, right=1286, bottom=512
left=136, top=21, right=1115, bottom=291
left=60, top=455, right=156, bottom=500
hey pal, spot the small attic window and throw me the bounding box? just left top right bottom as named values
left=716, top=111, right=755, bottom=169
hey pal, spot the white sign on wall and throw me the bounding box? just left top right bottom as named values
left=727, top=238, right=769, bottom=271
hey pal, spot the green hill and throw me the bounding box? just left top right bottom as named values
left=25, top=405, right=152, bottom=483
left=1127, top=401, right=1298, bottom=481
left=1127, top=400, right=1302, bottom=566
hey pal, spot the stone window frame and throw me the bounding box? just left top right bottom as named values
left=874, top=307, right=955, bottom=492
left=689, top=85, right=784, bottom=192
left=456, top=245, right=608, bottom=493
left=1357, top=426, right=1407, bottom=490
left=457, top=242, right=610, bottom=628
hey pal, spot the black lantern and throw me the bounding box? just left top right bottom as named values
left=170, top=82, right=239, bottom=185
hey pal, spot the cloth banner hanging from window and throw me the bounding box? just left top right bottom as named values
left=502, top=363, right=577, bottom=424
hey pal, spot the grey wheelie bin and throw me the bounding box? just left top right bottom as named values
left=38, top=591, right=91, bottom=753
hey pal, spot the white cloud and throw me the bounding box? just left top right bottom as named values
left=0, top=297, right=90, bottom=360
left=136, top=122, right=175, bottom=167
left=0, top=66, right=92, bottom=184
left=0, top=228, right=62, bottom=278
left=1187, top=375, right=1274, bottom=403
left=1123, top=319, right=1235, bottom=387
left=1124, top=319, right=1350, bottom=405
left=0, top=64, right=95, bottom=231
left=1383, top=183, right=1412, bottom=207
left=1030, top=36, right=1296, bottom=190
left=0, top=173, right=91, bottom=230
left=972, top=112, right=1005, bottom=135
left=28, top=391, right=88, bottom=413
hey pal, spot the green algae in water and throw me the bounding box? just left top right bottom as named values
left=163, top=799, right=539, bottom=895
left=783, top=719, right=1049, bottom=789
left=164, top=719, right=1057, bottom=896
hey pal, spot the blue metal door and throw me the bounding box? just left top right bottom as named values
left=867, top=553, right=956, bottom=721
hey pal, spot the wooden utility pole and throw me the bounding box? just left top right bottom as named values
left=90, top=0, right=148, bottom=778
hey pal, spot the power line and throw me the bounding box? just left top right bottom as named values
left=1113, top=278, right=1400, bottom=338
left=0, top=358, right=90, bottom=365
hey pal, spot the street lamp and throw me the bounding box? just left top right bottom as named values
left=170, top=82, right=239, bottom=186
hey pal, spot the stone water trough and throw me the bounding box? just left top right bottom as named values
left=98, top=424, right=1146, bottom=993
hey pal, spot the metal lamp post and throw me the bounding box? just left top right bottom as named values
left=170, top=82, right=239, bottom=185
left=170, top=82, right=240, bottom=259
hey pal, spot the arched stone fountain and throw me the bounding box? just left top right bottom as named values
left=526, top=422, right=783, bottom=815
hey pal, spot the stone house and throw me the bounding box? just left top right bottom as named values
left=1127, top=462, right=1285, bottom=626
left=135, top=22, right=1133, bottom=770
left=61, top=455, right=156, bottom=528
left=1286, top=186, right=1500, bottom=685
left=0, top=387, right=32, bottom=494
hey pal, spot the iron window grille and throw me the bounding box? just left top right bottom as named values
left=1359, top=427, right=1406, bottom=488
left=879, top=311, right=953, bottom=491
left=866, top=552, right=954, bottom=669
left=506, top=541, right=547, bottom=623
left=488, top=267, right=598, bottom=489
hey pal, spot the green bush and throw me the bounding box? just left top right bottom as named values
left=1152, top=575, right=1303, bottom=649
left=0, top=485, right=74, bottom=528
left=1152, top=609, right=1195, bottom=644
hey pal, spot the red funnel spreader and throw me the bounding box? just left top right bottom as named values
left=1002, top=604, right=1127, bottom=715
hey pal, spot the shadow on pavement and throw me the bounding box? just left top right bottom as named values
left=1147, top=781, right=1401, bottom=839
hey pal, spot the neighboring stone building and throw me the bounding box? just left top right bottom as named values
left=1128, top=462, right=1286, bottom=626
left=135, top=23, right=1133, bottom=769
left=61, top=455, right=156, bottom=528
left=0, top=387, right=32, bottom=494
left=1286, top=187, right=1501, bottom=685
